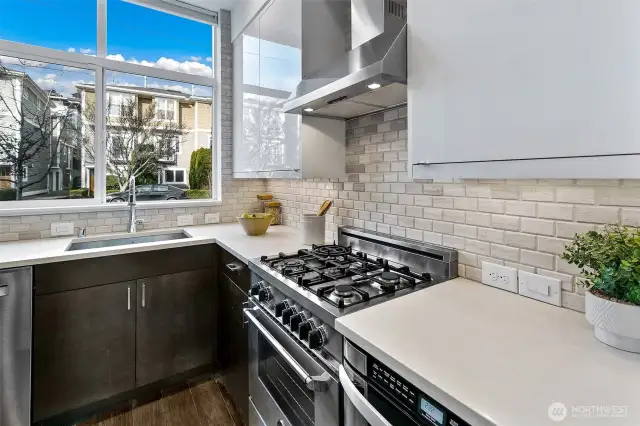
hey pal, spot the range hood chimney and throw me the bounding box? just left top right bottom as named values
left=284, top=0, right=407, bottom=119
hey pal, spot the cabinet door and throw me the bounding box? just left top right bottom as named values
left=410, top=0, right=640, bottom=169
left=33, top=281, right=136, bottom=422
left=136, top=269, right=215, bottom=386
left=218, top=274, right=249, bottom=424
left=233, top=18, right=261, bottom=176
left=258, top=0, right=301, bottom=173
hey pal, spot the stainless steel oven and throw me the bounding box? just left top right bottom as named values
left=244, top=302, right=340, bottom=426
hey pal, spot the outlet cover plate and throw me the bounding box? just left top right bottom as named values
left=481, top=262, right=518, bottom=293
left=51, top=222, right=74, bottom=237
left=518, top=270, right=561, bottom=306
left=205, top=212, right=220, bottom=224
left=177, top=215, right=194, bottom=226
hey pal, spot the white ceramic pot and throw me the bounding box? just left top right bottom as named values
left=585, top=291, right=640, bottom=353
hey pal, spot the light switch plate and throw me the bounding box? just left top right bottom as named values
left=205, top=212, right=220, bottom=224
left=518, top=270, right=561, bottom=306
left=481, top=262, right=518, bottom=293
left=51, top=222, right=74, bottom=237
left=177, top=215, right=194, bottom=226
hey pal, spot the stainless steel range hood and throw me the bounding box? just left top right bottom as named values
left=284, top=0, right=407, bottom=119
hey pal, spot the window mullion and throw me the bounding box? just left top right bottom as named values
left=95, top=67, right=107, bottom=203
left=97, top=0, right=107, bottom=57
left=212, top=24, right=221, bottom=201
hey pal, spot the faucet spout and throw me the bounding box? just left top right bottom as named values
left=128, top=176, right=138, bottom=233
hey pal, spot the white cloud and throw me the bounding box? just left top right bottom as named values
left=80, top=48, right=94, bottom=55
left=104, top=53, right=213, bottom=77
left=67, top=47, right=76, bottom=53
left=206, top=57, right=212, bottom=63
left=36, top=74, right=58, bottom=91
left=106, top=54, right=125, bottom=62
left=190, top=56, right=202, bottom=62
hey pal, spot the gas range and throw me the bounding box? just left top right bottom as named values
left=247, top=227, right=458, bottom=365
left=259, top=245, right=434, bottom=309
left=245, top=227, right=457, bottom=426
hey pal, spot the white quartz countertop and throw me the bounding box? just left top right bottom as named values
left=0, top=223, right=305, bottom=269
left=335, top=278, right=640, bottom=426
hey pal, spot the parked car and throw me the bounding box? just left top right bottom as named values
left=106, top=184, right=187, bottom=202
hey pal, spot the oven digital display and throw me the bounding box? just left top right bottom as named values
left=419, top=397, right=445, bottom=425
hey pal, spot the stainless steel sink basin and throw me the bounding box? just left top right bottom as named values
left=66, top=230, right=192, bottom=251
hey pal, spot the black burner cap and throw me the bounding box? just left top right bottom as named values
left=334, top=285, right=354, bottom=297
left=380, top=271, right=398, bottom=281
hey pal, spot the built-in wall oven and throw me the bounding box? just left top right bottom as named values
left=341, top=339, right=472, bottom=426
left=244, top=300, right=340, bottom=426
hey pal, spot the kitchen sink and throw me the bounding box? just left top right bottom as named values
left=65, top=230, right=192, bottom=251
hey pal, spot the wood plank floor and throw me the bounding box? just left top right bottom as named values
left=78, top=380, right=243, bottom=426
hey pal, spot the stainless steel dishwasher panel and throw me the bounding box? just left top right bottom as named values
left=0, top=267, right=32, bottom=426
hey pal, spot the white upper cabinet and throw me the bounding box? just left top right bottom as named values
left=409, top=0, right=640, bottom=179
left=232, top=0, right=345, bottom=179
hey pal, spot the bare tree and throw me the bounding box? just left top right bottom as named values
left=81, top=96, right=186, bottom=191
left=0, top=60, right=78, bottom=200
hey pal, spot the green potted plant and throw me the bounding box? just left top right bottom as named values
left=562, top=224, right=640, bottom=353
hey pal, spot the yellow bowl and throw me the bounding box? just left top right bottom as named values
left=237, top=213, right=272, bottom=236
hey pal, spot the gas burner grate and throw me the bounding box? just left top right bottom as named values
left=311, top=243, right=352, bottom=258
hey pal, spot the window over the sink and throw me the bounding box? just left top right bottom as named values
left=0, top=0, right=220, bottom=211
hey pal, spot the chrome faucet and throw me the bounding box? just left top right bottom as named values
left=128, top=175, right=143, bottom=233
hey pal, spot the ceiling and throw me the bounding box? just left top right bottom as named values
left=176, top=0, right=237, bottom=12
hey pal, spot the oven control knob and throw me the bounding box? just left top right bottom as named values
left=249, top=281, right=264, bottom=296
left=289, top=312, right=306, bottom=332
left=274, top=300, right=290, bottom=317
left=298, top=321, right=313, bottom=341
left=282, top=307, right=298, bottom=325
left=308, top=327, right=327, bottom=350
left=258, top=287, right=273, bottom=302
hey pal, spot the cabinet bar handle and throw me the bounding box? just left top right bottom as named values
left=142, top=283, right=146, bottom=308
left=127, top=286, right=131, bottom=311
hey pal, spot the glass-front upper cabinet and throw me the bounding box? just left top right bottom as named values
left=258, top=0, right=301, bottom=174
left=233, top=0, right=302, bottom=178
left=232, top=17, right=260, bottom=176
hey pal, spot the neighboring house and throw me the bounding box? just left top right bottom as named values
left=75, top=83, right=213, bottom=189
left=0, top=70, right=80, bottom=198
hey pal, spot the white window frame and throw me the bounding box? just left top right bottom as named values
left=163, top=167, right=186, bottom=184
left=0, top=0, right=221, bottom=215
left=106, top=91, right=136, bottom=117
left=155, top=97, right=177, bottom=122
left=22, top=167, right=28, bottom=183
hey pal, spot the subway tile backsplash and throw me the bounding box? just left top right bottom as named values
left=266, top=104, right=640, bottom=314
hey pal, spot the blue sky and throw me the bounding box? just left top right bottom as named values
left=0, top=0, right=300, bottom=96
left=0, top=0, right=212, bottom=68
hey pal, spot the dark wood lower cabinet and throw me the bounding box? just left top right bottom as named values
left=33, top=281, right=136, bottom=422
left=218, top=250, right=250, bottom=425
left=32, top=246, right=220, bottom=424
left=136, top=268, right=216, bottom=386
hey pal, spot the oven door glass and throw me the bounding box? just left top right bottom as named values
left=257, top=324, right=315, bottom=426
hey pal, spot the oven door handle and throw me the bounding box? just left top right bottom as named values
left=339, top=365, right=392, bottom=426
left=244, top=308, right=332, bottom=392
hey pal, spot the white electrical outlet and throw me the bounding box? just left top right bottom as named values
left=518, top=271, right=561, bottom=306
left=205, top=212, right=220, bottom=224
left=481, top=262, right=518, bottom=293
left=51, top=222, right=74, bottom=237
left=177, top=215, right=194, bottom=226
